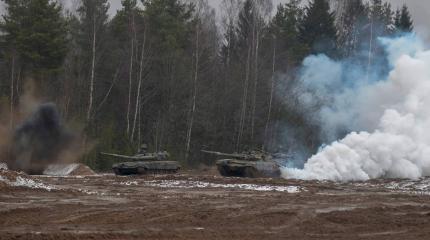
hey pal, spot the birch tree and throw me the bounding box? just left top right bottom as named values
left=131, top=26, right=148, bottom=142
left=235, top=0, right=253, bottom=151
left=124, top=0, right=138, bottom=136
left=250, top=0, right=272, bottom=142
left=184, top=0, right=215, bottom=160
left=78, top=0, right=109, bottom=122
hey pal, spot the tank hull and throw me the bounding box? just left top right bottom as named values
left=216, top=159, right=281, bottom=178
left=112, top=161, right=181, bottom=176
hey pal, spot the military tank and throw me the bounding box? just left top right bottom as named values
left=102, top=144, right=181, bottom=175
left=202, top=150, right=281, bottom=178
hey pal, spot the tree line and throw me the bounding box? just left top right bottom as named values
left=0, top=0, right=414, bottom=170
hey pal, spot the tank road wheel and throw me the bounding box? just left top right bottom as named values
left=243, top=167, right=260, bottom=178
left=137, top=167, right=147, bottom=175
left=113, top=167, right=138, bottom=176
left=217, top=165, right=229, bottom=177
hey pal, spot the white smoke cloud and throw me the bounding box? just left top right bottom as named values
left=283, top=34, right=430, bottom=182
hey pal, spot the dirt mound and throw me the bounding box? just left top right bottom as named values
left=70, top=164, right=95, bottom=176
left=43, top=164, right=95, bottom=176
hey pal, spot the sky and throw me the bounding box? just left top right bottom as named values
left=106, top=0, right=429, bottom=40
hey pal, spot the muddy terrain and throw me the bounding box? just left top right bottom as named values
left=1, top=170, right=430, bottom=240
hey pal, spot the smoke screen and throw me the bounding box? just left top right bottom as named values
left=7, top=103, right=75, bottom=174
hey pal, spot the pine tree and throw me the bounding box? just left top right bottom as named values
left=220, top=0, right=241, bottom=66
left=1, top=0, right=68, bottom=72
left=368, top=0, right=394, bottom=36
left=236, top=0, right=254, bottom=53
left=336, top=0, right=368, bottom=57
left=271, top=0, right=305, bottom=65
left=221, top=21, right=238, bottom=65
left=141, top=0, right=194, bottom=152
left=299, top=0, right=338, bottom=57
left=394, top=4, right=413, bottom=33
left=111, top=0, right=144, bottom=43
left=143, top=0, right=193, bottom=52
left=365, top=0, right=394, bottom=78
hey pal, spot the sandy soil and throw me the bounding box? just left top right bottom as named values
left=1, top=171, right=430, bottom=240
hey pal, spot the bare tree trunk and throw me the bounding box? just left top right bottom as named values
left=159, top=114, right=166, bottom=151
left=126, top=13, right=136, bottom=136
left=236, top=44, right=252, bottom=152
left=185, top=23, right=200, bottom=161
left=250, top=25, right=259, bottom=142
left=155, top=110, right=161, bottom=152
left=131, top=27, right=146, bottom=142
left=64, top=94, right=71, bottom=120
left=263, top=38, right=276, bottom=151
left=9, top=54, right=15, bottom=130
left=87, top=16, right=96, bottom=122
left=96, top=64, right=122, bottom=113
left=366, top=16, right=373, bottom=81
left=15, top=67, right=21, bottom=100
left=138, top=98, right=142, bottom=146
left=270, top=105, right=282, bottom=150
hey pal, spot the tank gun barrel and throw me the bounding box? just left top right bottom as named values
left=201, top=150, right=262, bottom=161
left=101, top=152, right=169, bottom=161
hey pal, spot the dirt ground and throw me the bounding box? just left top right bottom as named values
left=1, top=170, right=430, bottom=240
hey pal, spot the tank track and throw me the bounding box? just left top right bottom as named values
left=113, top=168, right=179, bottom=176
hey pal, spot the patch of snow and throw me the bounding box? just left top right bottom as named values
left=0, top=175, right=55, bottom=191
left=77, top=188, right=99, bottom=195
left=119, top=181, right=138, bottom=186
left=12, top=176, right=55, bottom=191
left=316, top=206, right=360, bottom=214
left=353, top=178, right=430, bottom=196
left=0, top=163, right=8, bottom=170
left=141, top=180, right=303, bottom=193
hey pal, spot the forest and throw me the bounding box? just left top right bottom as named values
left=0, top=0, right=414, bottom=170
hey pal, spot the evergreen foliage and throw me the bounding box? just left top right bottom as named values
left=1, top=0, right=68, bottom=72
left=299, top=0, right=338, bottom=57
left=394, top=4, right=413, bottom=33
left=270, top=0, right=305, bottom=66
left=143, top=0, right=193, bottom=52
left=336, top=0, right=368, bottom=57
left=368, top=0, right=394, bottom=36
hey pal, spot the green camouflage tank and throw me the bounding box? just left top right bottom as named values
left=102, top=147, right=180, bottom=175
left=202, top=150, right=281, bottom=178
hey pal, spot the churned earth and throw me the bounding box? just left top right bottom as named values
left=1, top=169, right=430, bottom=240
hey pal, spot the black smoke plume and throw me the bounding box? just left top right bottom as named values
left=8, top=103, right=75, bottom=174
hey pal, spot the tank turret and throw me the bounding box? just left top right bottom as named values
left=201, top=150, right=265, bottom=161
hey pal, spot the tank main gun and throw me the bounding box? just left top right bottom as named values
left=201, top=150, right=263, bottom=161
left=100, top=151, right=170, bottom=161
